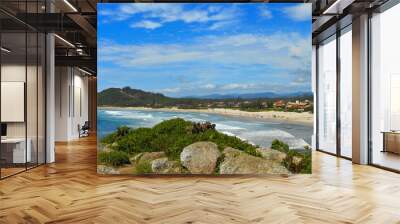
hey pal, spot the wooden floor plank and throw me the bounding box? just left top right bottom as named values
left=0, top=136, right=399, bottom=223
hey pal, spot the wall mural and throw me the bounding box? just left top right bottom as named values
left=97, top=3, right=313, bottom=175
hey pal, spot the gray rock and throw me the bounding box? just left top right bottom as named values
left=97, top=165, right=120, bottom=174
left=130, top=152, right=166, bottom=164
left=180, top=142, right=221, bottom=174
left=129, top=153, right=143, bottom=164
left=151, top=158, right=182, bottom=174
left=256, top=148, right=287, bottom=163
left=219, top=147, right=290, bottom=175
left=152, top=158, right=169, bottom=172
left=292, top=156, right=303, bottom=166
left=140, top=152, right=166, bottom=162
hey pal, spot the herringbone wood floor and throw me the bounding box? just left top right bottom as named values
left=1, top=136, right=400, bottom=224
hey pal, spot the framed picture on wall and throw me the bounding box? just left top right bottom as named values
left=97, top=3, right=313, bottom=175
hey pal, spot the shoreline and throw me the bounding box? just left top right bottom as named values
left=98, top=106, right=314, bottom=127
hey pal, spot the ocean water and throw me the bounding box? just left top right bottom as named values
left=98, top=108, right=313, bottom=150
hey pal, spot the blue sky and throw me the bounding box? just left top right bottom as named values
left=98, top=3, right=311, bottom=97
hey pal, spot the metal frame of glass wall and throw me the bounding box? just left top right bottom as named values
left=367, top=0, right=400, bottom=173
left=0, top=0, right=47, bottom=180
left=315, top=21, right=353, bottom=161
left=315, top=0, right=400, bottom=173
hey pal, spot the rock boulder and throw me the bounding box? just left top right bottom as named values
left=151, top=158, right=182, bottom=174
left=130, top=152, right=166, bottom=164
left=219, top=147, right=290, bottom=175
left=180, top=142, right=221, bottom=174
left=256, top=148, right=287, bottom=163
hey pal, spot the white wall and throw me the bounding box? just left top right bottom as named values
left=55, top=67, right=70, bottom=141
left=1, top=63, right=46, bottom=164
left=1, top=64, right=26, bottom=138
left=55, top=67, right=89, bottom=141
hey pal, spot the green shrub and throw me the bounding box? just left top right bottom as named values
left=214, top=154, right=225, bottom=174
left=101, top=118, right=261, bottom=161
left=135, top=160, right=153, bottom=174
left=244, top=147, right=262, bottom=157
left=98, top=150, right=130, bottom=167
left=101, top=126, right=132, bottom=144
left=271, top=139, right=290, bottom=153
left=271, top=139, right=312, bottom=174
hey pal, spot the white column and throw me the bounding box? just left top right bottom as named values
left=46, top=32, right=55, bottom=163
left=352, top=14, right=369, bottom=164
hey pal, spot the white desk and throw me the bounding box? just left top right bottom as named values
left=1, top=138, right=31, bottom=163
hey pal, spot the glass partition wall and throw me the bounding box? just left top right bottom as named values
left=317, top=35, right=337, bottom=155
left=0, top=2, right=46, bottom=179
left=370, top=3, right=400, bottom=171
left=316, top=25, right=353, bottom=159
left=339, top=26, right=352, bottom=159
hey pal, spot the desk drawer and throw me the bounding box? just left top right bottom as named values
left=384, top=133, right=400, bottom=154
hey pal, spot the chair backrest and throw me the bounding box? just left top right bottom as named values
left=82, top=121, right=90, bottom=129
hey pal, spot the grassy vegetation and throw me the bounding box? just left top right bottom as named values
left=99, top=119, right=311, bottom=174
left=101, top=118, right=260, bottom=161
left=271, top=139, right=312, bottom=173
left=135, top=160, right=153, bottom=174
left=98, top=150, right=130, bottom=167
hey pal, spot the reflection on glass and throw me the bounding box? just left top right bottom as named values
left=38, top=33, right=46, bottom=165
left=1, top=31, right=27, bottom=177
left=340, top=28, right=352, bottom=158
left=371, top=3, right=400, bottom=171
left=390, top=75, right=400, bottom=130
left=27, top=31, right=38, bottom=169
left=318, top=36, right=337, bottom=154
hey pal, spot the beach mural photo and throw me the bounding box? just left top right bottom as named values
left=97, top=3, right=313, bottom=175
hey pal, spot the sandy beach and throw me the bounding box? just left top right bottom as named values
left=99, top=107, right=314, bottom=126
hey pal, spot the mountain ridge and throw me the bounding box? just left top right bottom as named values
left=98, top=87, right=313, bottom=107
left=184, top=91, right=312, bottom=99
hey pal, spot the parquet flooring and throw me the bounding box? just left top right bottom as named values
left=1, top=135, right=400, bottom=223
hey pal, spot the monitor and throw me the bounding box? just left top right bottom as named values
left=1, top=123, right=7, bottom=137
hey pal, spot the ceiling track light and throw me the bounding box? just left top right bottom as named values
left=322, top=0, right=355, bottom=15
left=54, top=34, right=75, bottom=48
left=1, top=47, right=11, bottom=53
left=78, top=67, right=93, bottom=76
left=63, top=0, right=78, bottom=12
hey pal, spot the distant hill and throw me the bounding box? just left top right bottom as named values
left=186, top=91, right=313, bottom=99
left=98, top=87, right=172, bottom=107
left=98, top=87, right=313, bottom=108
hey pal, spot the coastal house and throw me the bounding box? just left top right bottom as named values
left=286, top=100, right=311, bottom=110
left=273, top=100, right=285, bottom=108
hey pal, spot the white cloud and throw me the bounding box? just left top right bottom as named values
left=283, top=4, right=311, bottom=22
left=100, top=4, right=239, bottom=30
left=161, top=87, right=181, bottom=93
left=220, top=83, right=256, bottom=91
left=209, top=21, right=234, bottom=30
left=156, top=81, right=305, bottom=97
left=131, top=20, right=162, bottom=29
left=204, top=84, right=216, bottom=89
left=99, top=32, right=311, bottom=71
left=259, top=6, right=273, bottom=19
